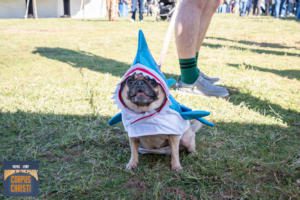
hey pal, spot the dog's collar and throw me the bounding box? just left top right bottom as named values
left=129, top=97, right=168, bottom=125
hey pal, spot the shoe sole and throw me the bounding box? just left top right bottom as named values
left=175, top=87, right=229, bottom=98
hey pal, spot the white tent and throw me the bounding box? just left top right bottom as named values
left=0, top=0, right=107, bottom=19
left=25, top=0, right=38, bottom=19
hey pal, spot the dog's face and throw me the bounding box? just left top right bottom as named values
left=120, top=73, right=166, bottom=113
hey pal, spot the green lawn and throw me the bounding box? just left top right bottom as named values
left=0, top=15, right=299, bottom=199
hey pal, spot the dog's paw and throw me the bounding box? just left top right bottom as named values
left=187, top=147, right=196, bottom=154
left=126, top=161, right=138, bottom=170
left=171, top=164, right=183, bottom=172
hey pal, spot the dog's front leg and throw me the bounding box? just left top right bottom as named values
left=169, top=135, right=182, bottom=171
left=126, top=137, right=139, bottom=170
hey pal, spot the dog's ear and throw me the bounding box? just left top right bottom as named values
left=126, top=75, right=135, bottom=87
left=120, top=80, right=126, bottom=90
left=120, top=78, right=128, bottom=91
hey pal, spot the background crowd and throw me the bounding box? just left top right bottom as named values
left=217, top=0, right=300, bottom=19
left=109, top=0, right=300, bottom=21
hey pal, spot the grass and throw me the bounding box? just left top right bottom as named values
left=0, top=15, right=299, bottom=199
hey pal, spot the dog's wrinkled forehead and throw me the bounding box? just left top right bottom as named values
left=125, top=72, right=159, bottom=90
left=124, top=71, right=160, bottom=85
left=133, top=73, right=144, bottom=80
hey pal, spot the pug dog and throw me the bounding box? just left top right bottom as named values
left=120, top=72, right=202, bottom=171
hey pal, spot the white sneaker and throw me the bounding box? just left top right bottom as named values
left=199, top=71, right=220, bottom=84
left=176, top=75, right=229, bottom=97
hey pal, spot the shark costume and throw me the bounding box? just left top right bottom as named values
left=109, top=30, right=214, bottom=153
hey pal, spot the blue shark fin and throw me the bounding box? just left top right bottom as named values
left=133, top=30, right=158, bottom=72
left=166, top=78, right=176, bottom=88
left=180, top=111, right=211, bottom=120
left=108, top=113, right=122, bottom=126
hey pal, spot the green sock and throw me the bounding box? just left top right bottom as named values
left=195, top=51, right=200, bottom=74
left=195, top=51, right=199, bottom=64
left=179, top=57, right=199, bottom=84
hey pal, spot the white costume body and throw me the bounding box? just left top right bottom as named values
left=122, top=106, right=190, bottom=138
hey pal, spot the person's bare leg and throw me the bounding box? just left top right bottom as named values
left=195, top=0, right=220, bottom=52
left=175, top=0, right=205, bottom=59
left=194, top=0, right=221, bottom=83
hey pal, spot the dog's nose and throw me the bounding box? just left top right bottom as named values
left=135, top=80, right=145, bottom=87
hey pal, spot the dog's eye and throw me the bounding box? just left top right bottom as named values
left=126, top=77, right=134, bottom=86
left=149, top=79, right=158, bottom=87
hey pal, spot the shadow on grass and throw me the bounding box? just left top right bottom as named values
left=31, top=47, right=299, bottom=126
left=227, top=86, right=300, bottom=126
left=227, top=63, right=300, bottom=80
left=32, top=47, right=177, bottom=79
left=33, top=47, right=130, bottom=77
left=202, top=42, right=300, bottom=57
left=0, top=110, right=299, bottom=199
left=0, top=111, right=129, bottom=199
left=206, top=36, right=300, bottom=50
left=281, top=17, right=300, bottom=22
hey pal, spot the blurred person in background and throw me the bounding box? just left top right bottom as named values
left=218, top=0, right=229, bottom=13
left=297, top=0, right=300, bottom=19
left=119, top=0, right=129, bottom=17
left=230, top=0, right=237, bottom=13
left=234, top=0, right=240, bottom=14
left=265, top=0, right=271, bottom=15
left=146, top=0, right=158, bottom=16
left=226, top=0, right=231, bottom=12
left=286, top=0, right=295, bottom=16
left=279, top=0, right=287, bottom=17
left=253, top=0, right=262, bottom=15
left=107, top=0, right=118, bottom=21
left=246, top=0, right=253, bottom=15
left=240, top=0, right=248, bottom=15
left=131, top=0, right=144, bottom=21
left=217, top=0, right=224, bottom=13
left=274, top=0, right=281, bottom=17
